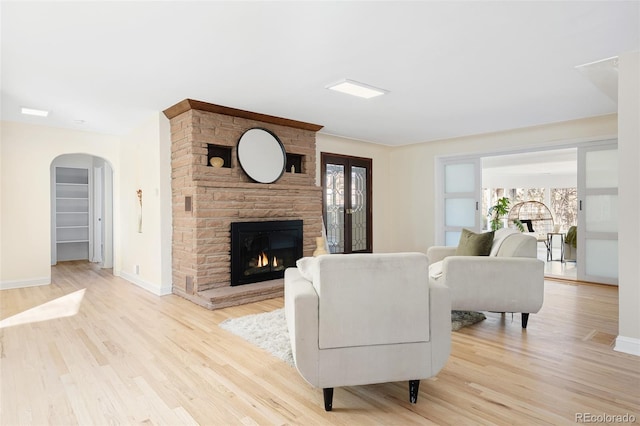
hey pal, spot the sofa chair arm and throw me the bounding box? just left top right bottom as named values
left=442, top=256, right=544, bottom=314
left=284, top=268, right=320, bottom=386
left=428, top=279, right=451, bottom=374
left=427, top=246, right=457, bottom=263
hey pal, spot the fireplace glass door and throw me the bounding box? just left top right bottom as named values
left=231, top=220, right=302, bottom=286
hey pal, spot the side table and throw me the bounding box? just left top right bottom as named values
left=546, top=232, right=565, bottom=262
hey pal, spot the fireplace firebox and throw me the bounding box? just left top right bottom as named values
left=230, top=220, right=303, bottom=286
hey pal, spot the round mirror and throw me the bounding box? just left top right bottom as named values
left=237, top=128, right=286, bottom=183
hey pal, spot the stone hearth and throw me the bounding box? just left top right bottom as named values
left=163, top=99, right=323, bottom=309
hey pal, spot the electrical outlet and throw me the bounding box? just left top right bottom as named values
left=135, top=265, right=140, bottom=275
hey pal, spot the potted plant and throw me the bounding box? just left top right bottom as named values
left=488, top=197, right=524, bottom=231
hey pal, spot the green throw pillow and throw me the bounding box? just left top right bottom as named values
left=455, top=229, right=495, bottom=256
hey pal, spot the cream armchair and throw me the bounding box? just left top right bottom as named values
left=564, top=226, right=577, bottom=261
left=427, top=230, right=544, bottom=329
left=284, top=253, right=451, bottom=411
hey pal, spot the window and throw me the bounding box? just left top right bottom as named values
left=482, top=187, right=577, bottom=232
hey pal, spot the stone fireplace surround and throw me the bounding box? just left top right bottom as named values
left=163, top=99, right=324, bottom=309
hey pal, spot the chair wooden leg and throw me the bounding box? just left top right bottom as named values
left=522, top=313, right=530, bottom=329
left=323, top=388, right=334, bottom=411
left=409, top=380, right=420, bottom=403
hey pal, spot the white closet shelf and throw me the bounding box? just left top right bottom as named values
left=54, top=166, right=91, bottom=262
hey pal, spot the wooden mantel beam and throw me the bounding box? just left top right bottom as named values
left=163, top=99, right=324, bottom=132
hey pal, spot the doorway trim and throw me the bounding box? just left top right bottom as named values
left=435, top=137, right=618, bottom=285
left=321, top=152, right=373, bottom=253
left=50, top=154, right=114, bottom=269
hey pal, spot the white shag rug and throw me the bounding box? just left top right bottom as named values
left=219, top=309, right=485, bottom=366
left=220, top=308, right=295, bottom=366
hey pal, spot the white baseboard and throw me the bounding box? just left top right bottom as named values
left=0, top=277, right=51, bottom=290
left=117, top=271, right=173, bottom=296
left=614, top=336, right=640, bottom=356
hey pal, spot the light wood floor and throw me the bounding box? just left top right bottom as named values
left=1, top=262, right=638, bottom=425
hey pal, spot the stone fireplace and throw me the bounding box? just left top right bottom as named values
left=163, top=99, right=323, bottom=309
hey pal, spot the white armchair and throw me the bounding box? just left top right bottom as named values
left=427, top=230, right=544, bottom=329
left=284, top=252, right=451, bottom=411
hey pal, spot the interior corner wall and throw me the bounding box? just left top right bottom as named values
left=0, top=121, right=119, bottom=288
left=388, top=114, right=618, bottom=253
left=617, top=50, right=640, bottom=352
left=315, top=133, right=394, bottom=253
left=117, top=113, right=172, bottom=295
left=158, top=113, right=173, bottom=293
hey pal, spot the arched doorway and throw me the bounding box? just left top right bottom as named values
left=50, top=154, right=113, bottom=268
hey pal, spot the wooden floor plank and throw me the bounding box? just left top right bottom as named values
left=0, top=261, right=638, bottom=425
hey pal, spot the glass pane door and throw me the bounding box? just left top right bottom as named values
left=351, top=166, right=368, bottom=251
left=325, top=163, right=345, bottom=253
left=322, top=153, right=372, bottom=253
left=577, top=142, right=618, bottom=285
left=439, top=158, right=481, bottom=245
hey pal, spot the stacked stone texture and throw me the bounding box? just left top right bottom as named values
left=170, top=108, right=322, bottom=297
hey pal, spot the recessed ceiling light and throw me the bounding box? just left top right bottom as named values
left=326, top=79, right=388, bottom=99
left=21, top=107, right=49, bottom=117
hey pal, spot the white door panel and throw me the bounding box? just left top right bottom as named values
left=578, top=142, right=618, bottom=285
left=438, top=158, right=481, bottom=246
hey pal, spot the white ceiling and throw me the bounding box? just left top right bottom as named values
left=1, top=1, right=638, bottom=146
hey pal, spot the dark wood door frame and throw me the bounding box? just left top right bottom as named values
left=321, top=152, right=373, bottom=253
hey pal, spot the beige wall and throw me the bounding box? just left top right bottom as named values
left=0, top=122, right=119, bottom=286
left=316, top=134, right=394, bottom=253
left=117, top=113, right=173, bottom=295
left=0, top=115, right=171, bottom=295
left=617, top=50, right=640, bottom=353
left=388, top=114, right=618, bottom=253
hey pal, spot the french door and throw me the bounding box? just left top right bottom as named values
left=321, top=153, right=372, bottom=253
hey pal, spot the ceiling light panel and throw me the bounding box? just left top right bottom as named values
left=326, top=79, right=388, bottom=99
left=21, top=107, right=49, bottom=117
